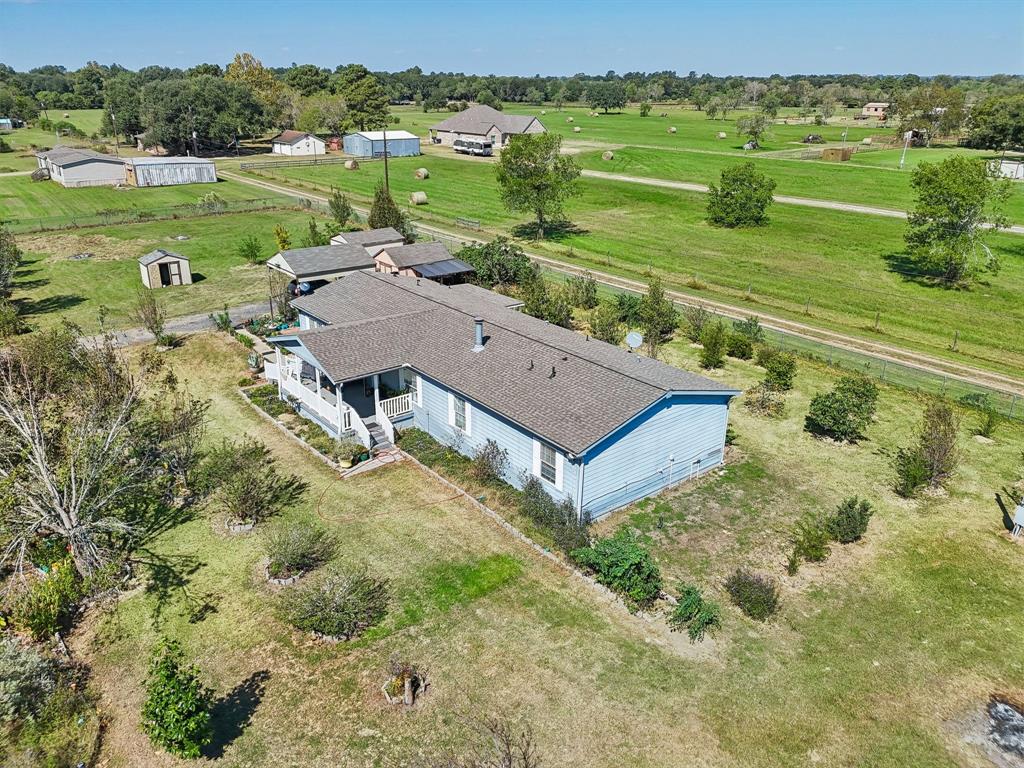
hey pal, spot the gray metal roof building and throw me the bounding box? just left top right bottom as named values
left=125, top=156, right=217, bottom=187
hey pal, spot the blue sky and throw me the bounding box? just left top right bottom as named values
left=1, top=0, right=1022, bottom=75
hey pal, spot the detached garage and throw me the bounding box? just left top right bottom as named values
left=125, top=156, right=217, bottom=187
left=343, top=130, right=420, bottom=158
left=139, top=249, right=192, bottom=289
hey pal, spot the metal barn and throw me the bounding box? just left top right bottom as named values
left=343, top=130, right=421, bottom=158
left=125, top=157, right=217, bottom=187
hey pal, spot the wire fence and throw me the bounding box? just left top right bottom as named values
left=3, top=197, right=310, bottom=234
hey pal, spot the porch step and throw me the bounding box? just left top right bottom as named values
left=366, top=423, right=392, bottom=451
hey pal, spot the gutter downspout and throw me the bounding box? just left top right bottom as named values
left=575, top=457, right=586, bottom=520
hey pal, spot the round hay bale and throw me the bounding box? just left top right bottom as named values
left=717, top=132, right=728, bottom=139
left=540, top=110, right=547, bottom=115
left=344, top=159, right=359, bottom=170
left=414, top=167, right=430, bottom=180
left=409, top=191, right=428, bottom=206
left=861, top=137, right=872, bottom=146
left=668, top=127, right=677, bottom=134
left=660, top=112, right=668, bottom=118
left=566, top=117, right=574, bottom=123
left=573, top=126, right=582, bottom=133
left=601, top=150, right=614, bottom=161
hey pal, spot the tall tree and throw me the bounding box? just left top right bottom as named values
left=966, top=94, right=1024, bottom=152
left=225, top=51, right=285, bottom=124
left=891, top=85, right=967, bottom=143
left=495, top=133, right=581, bottom=239
left=285, top=64, right=329, bottom=97
left=637, top=277, right=678, bottom=357
left=736, top=114, right=771, bottom=145
left=587, top=81, right=627, bottom=113
left=101, top=73, right=143, bottom=140
left=368, top=181, right=413, bottom=241
left=904, top=156, right=1009, bottom=283
left=336, top=64, right=390, bottom=130
left=706, top=162, right=777, bottom=228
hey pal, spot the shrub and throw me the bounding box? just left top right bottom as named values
left=263, top=521, right=338, bottom=578
left=804, top=375, right=878, bottom=442
left=744, top=382, right=784, bottom=418
left=519, top=476, right=590, bottom=553
left=893, top=445, right=930, bottom=498
left=667, top=584, right=722, bottom=643
left=698, top=320, right=727, bottom=369
left=571, top=529, right=662, bottom=610
left=247, top=383, right=291, bottom=417
left=976, top=405, right=1002, bottom=438
left=141, top=639, right=212, bottom=758
left=615, top=293, right=642, bottom=326
left=209, top=305, right=233, bottom=333
left=564, top=271, right=598, bottom=309
left=588, top=300, right=625, bottom=345
left=724, top=568, right=779, bottom=621
left=11, top=559, right=84, bottom=640
left=281, top=565, right=390, bottom=640
left=236, top=234, right=265, bottom=265
left=725, top=331, right=753, bottom=360
left=199, top=438, right=307, bottom=525
left=792, top=512, right=830, bottom=564
left=0, top=637, right=56, bottom=723
left=827, top=497, right=874, bottom=543
left=472, top=439, right=510, bottom=484
left=683, top=304, right=711, bottom=342
left=732, top=316, right=766, bottom=343
left=0, top=299, right=23, bottom=338
left=761, top=350, right=797, bottom=392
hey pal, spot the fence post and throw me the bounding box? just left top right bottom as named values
left=951, top=330, right=959, bottom=352
left=880, top=361, right=887, bottom=380
left=1010, top=395, right=1018, bottom=420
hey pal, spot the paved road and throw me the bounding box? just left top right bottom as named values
left=218, top=170, right=1024, bottom=397
left=85, top=301, right=268, bottom=348
left=581, top=169, right=1024, bottom=233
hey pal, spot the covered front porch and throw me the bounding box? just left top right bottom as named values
left=270, top=347, right=415, bottom=450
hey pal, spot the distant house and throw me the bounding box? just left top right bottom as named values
left=374, top=241, right=474, bottom=283
left=0, top=118, right=13, bottom=131
left=139, top=249, right=192, bottom=289
left=264, top=271, right=738, bottom=519
left=270, top=130, right=326, bottom=157
left=330, top=227, right=405, bottom=257
left=343, top=130, right=421, bottom=158
left=429, top=105, right=545, bottom=148
left=35, top=147, right=126, bottom=188
left=861, top=102, right=889, bottom=119
left=125, top=156, right=217, bottom=187
left=994, top=158, right=1024, bottom=181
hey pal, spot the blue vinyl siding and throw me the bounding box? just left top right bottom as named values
left=580, top=394, right=732, bottom=519
left=411, top=374, right=577, bottom=504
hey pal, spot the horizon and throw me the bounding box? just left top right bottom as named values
left=1, top=0, right=1022, bottom=76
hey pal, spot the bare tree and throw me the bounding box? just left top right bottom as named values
left=131, top=288, right=168, bottom=345
left=0, top=325, right=207, bottom=578
left=424, top=716, right=542, bottom=768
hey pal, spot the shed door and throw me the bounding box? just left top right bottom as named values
left=167, top=261, right=182, bottom=286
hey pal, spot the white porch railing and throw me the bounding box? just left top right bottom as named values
left=376, top=407, right=395, bottom=446
left=350, top=415, right=372, bottom=448
left=378, top=392, right=413, bottom=420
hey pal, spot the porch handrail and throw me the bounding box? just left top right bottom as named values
left=350, top=414, right=372, bottom=448
left=379, top=392, right=412, bottom=420
left=376, top=406, right=395, bottom=446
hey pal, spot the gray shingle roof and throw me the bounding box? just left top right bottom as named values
left=138, top=248, right=188, bottom=266
left=431, top=105, right=542, bottom=136
left=332, top=228, right=404, bottom=248
left=271, top=130, right=318, bottom=145
left=280, top=272, right=736, bottom=454
left=36, top=146, right=125, bottom=167
left=273, top=244, right=374, bottom=278
left=380, top=241, right=451, bottom=269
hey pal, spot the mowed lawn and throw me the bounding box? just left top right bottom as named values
left=243, top=154, right=1024, bottom=378
left=13, top=208, right=326, bottom=331
left=392, top=103, right=884, bottom=154
left=73, top=332, right=1024, bottom=767
left=0, top=174, right=290, bottom=224
left=0, top=108, right=108, bottom=171
left=574, top=145, right=1024, bottom=222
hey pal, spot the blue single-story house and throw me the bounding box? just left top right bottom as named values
left=343, top=130, right=421, bottom=158
left=265, top=271, right=739, bottom=520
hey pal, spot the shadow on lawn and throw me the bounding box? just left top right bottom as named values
left=15, top=293, right=86, bottom=318
left=996, top=492, right=1018, bottom=533
left=511, top=219, right=589, bottom=242
left=138, top=550, right=218, bottom=626
left=205, top=670, right=271, bottom=759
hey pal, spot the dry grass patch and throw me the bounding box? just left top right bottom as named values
left=17, top=231, right=159, bottom=261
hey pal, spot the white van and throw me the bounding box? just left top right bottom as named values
left=453, top=139, right=493, bottom=157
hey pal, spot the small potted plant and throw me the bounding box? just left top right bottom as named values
left=335, top=439, right=364, bottom=469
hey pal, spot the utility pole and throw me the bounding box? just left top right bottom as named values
left=187, top=105, right=198, bottom=157
left=898, top=130, right=912, bottom=170
left=382, top=124, right=390, bottom=193
left=109, top=109, right=121, bottom=157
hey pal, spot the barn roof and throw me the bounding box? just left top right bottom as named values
left=350, top=130, right=419, bottom=141
left=271, top=130, right=321, bottom=145
left=35, top=146, right=125, bottom=167
left=126, top=156, right=215, bottom=166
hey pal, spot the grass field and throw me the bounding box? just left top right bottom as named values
left=574, top=145, right=1024, bottom=221
left=12, top=208, right=328, bottom=331
left=0, top=108, right=111, bottom=171
left=67, top=331, right=1024, bottom=767
left=0, top=173, right=290, bottom=224
left=239, top=154, right=1024, bottom=379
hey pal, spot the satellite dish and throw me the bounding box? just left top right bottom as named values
left=298, top=282, right=312, bottom=295
left=625, top=331, right=643, bottom=351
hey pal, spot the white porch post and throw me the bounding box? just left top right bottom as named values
left=372, top=374, right=380, bottom=410
left=314, top=367, right=321, bottom=393
left=275, top=347, right=283, bottom=398
left=335, top=382, right=345, bottom=439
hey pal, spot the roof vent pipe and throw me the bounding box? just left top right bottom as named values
left=472, top=317, right=485, bottom=352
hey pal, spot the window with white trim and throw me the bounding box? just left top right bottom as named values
left=453, top=394, right=467, bottom=431
left=539, top=442, right=557, bottom=483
